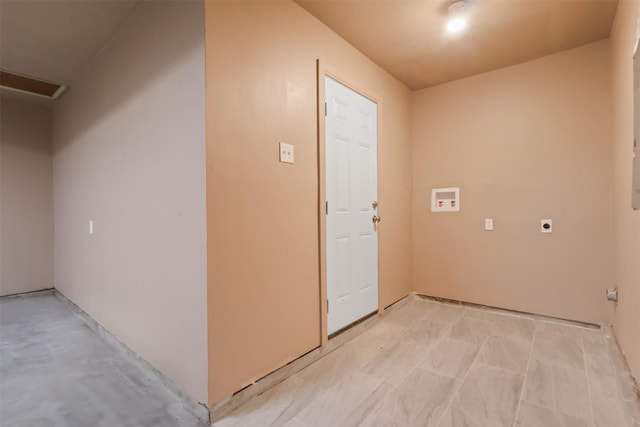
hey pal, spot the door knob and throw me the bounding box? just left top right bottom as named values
left=372, top=215, right=381, bottom=224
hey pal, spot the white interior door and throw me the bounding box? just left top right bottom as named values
left=325, top=76, right=378, bottom=335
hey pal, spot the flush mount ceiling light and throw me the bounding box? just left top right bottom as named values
left=445, top=0, right=468, bottom=35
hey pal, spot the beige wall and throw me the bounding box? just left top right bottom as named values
left=412, top=41, right=613, bottom=325
left=52, top=2, right=208, bottom=403
left=205, top=0, right=413, bottom=405
left=0, top=96, right=53, bottom=296
left=610, top=0, right=640, bottom=380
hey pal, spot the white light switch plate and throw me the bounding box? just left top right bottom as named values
left=279, top=142, right=294, bottom=164
left=541, top=219, right=552, bottom=233
left=484, top=218, right=494, bottom=231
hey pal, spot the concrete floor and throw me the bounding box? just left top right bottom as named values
left=0, top=292, right=208, bottom=427
left=3, top=292, right=639, bottom=427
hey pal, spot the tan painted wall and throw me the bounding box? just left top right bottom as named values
left=52, top=2, right=208, bottom=403
left=0, top=96, right=53, bottom=296
left=412, top=41, right=613, bottom=325
left=610, top=0, right=640, bottom=380
left=205, top=0, right=413, bottom=405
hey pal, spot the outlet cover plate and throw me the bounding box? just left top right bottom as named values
left=279, top=142, right=294, bottom=164
left=484, top=218, right=494, bottom=231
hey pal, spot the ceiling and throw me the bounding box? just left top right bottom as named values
left=0, top=0, right=619, bottom=99
left=0, top=0, right=138, bottom=100
left=295, top=0, right=619, bottom=90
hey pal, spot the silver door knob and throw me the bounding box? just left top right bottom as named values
left=372, top=215, right=381, bottom=224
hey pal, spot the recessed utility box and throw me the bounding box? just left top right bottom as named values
left=431, top=187, right=460, bottom=212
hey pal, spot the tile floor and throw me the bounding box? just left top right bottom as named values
left=214, top=296, right=640, bottom=427
left=0, top=292, right=208, bottom=427
left=2, top=292, right=638, bottom=427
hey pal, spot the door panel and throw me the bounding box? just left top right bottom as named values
left=325, top=76, right=378, bottom=335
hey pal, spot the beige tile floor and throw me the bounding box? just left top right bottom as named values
left=213, top=296, right=640, bottom=427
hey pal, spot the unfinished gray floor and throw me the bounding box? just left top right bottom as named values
left=3, top=292, right=639, bottom=427
left=0, top=292, right=208, bottom=427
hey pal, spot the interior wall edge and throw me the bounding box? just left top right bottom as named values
left=0, top=95, right=54, bottom=297
left=609, top=0, right=640, bottom=382
left=411, top=39, right=613, bottom=327
left=52, top=0, right=208, bottom=404
left=205, top=0, right=413, bottom=405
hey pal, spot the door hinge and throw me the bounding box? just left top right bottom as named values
left=324, top=102, right=327, bottom=117
left=325, top=201, right=328, bottom=215
left=327, top=299, right=329, bottom=313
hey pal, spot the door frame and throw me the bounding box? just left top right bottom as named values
left=317, top=60, right=384, bottom=345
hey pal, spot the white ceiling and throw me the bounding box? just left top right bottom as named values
left=0, top=0, right=619, bottom=98
left=0, top=0, right=137, bottom=92
left=296, top=0, right=619, bottom=90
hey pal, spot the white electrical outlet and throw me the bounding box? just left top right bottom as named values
left=484, top=218, right=494, bottom=231
left=541, top=219, right=552, bottom=233
left=279, top=142, right=294, bottom=164
left=89, top=220, right=94, bottom=234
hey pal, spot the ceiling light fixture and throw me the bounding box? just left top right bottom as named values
left=446, top=0, right=468, bottom=35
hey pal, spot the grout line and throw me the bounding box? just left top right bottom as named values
left=536, top=318, right=601, bottom=332
left=511, top=328, right=537, bottom=427
left=416, top=293, right=600, bottom=329
left=218, top=299, right=634, bottom=426
left=582, top=333, right=597, bottom=427
left=211, top=293, right=415, bottom=422
left=0, top=288, right=55, bottom=299
left=294, top=374, right=346, bottom=423
left=410, top=311, right=462, bottom=370
left=434, top=334, right=491, bottom=426
left=607, top=333, right=637, bottom=426
left=472, top=360, right=527, bottom=377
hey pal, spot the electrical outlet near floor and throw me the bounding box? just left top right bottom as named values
left=541, top=219, right=552, bottom=233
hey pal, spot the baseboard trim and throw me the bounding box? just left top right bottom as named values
left=209, top=292, right=414, bottom=422
left=414, top=293, right=601, bottom=329
left=0, top=288, right=55, bottom=298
